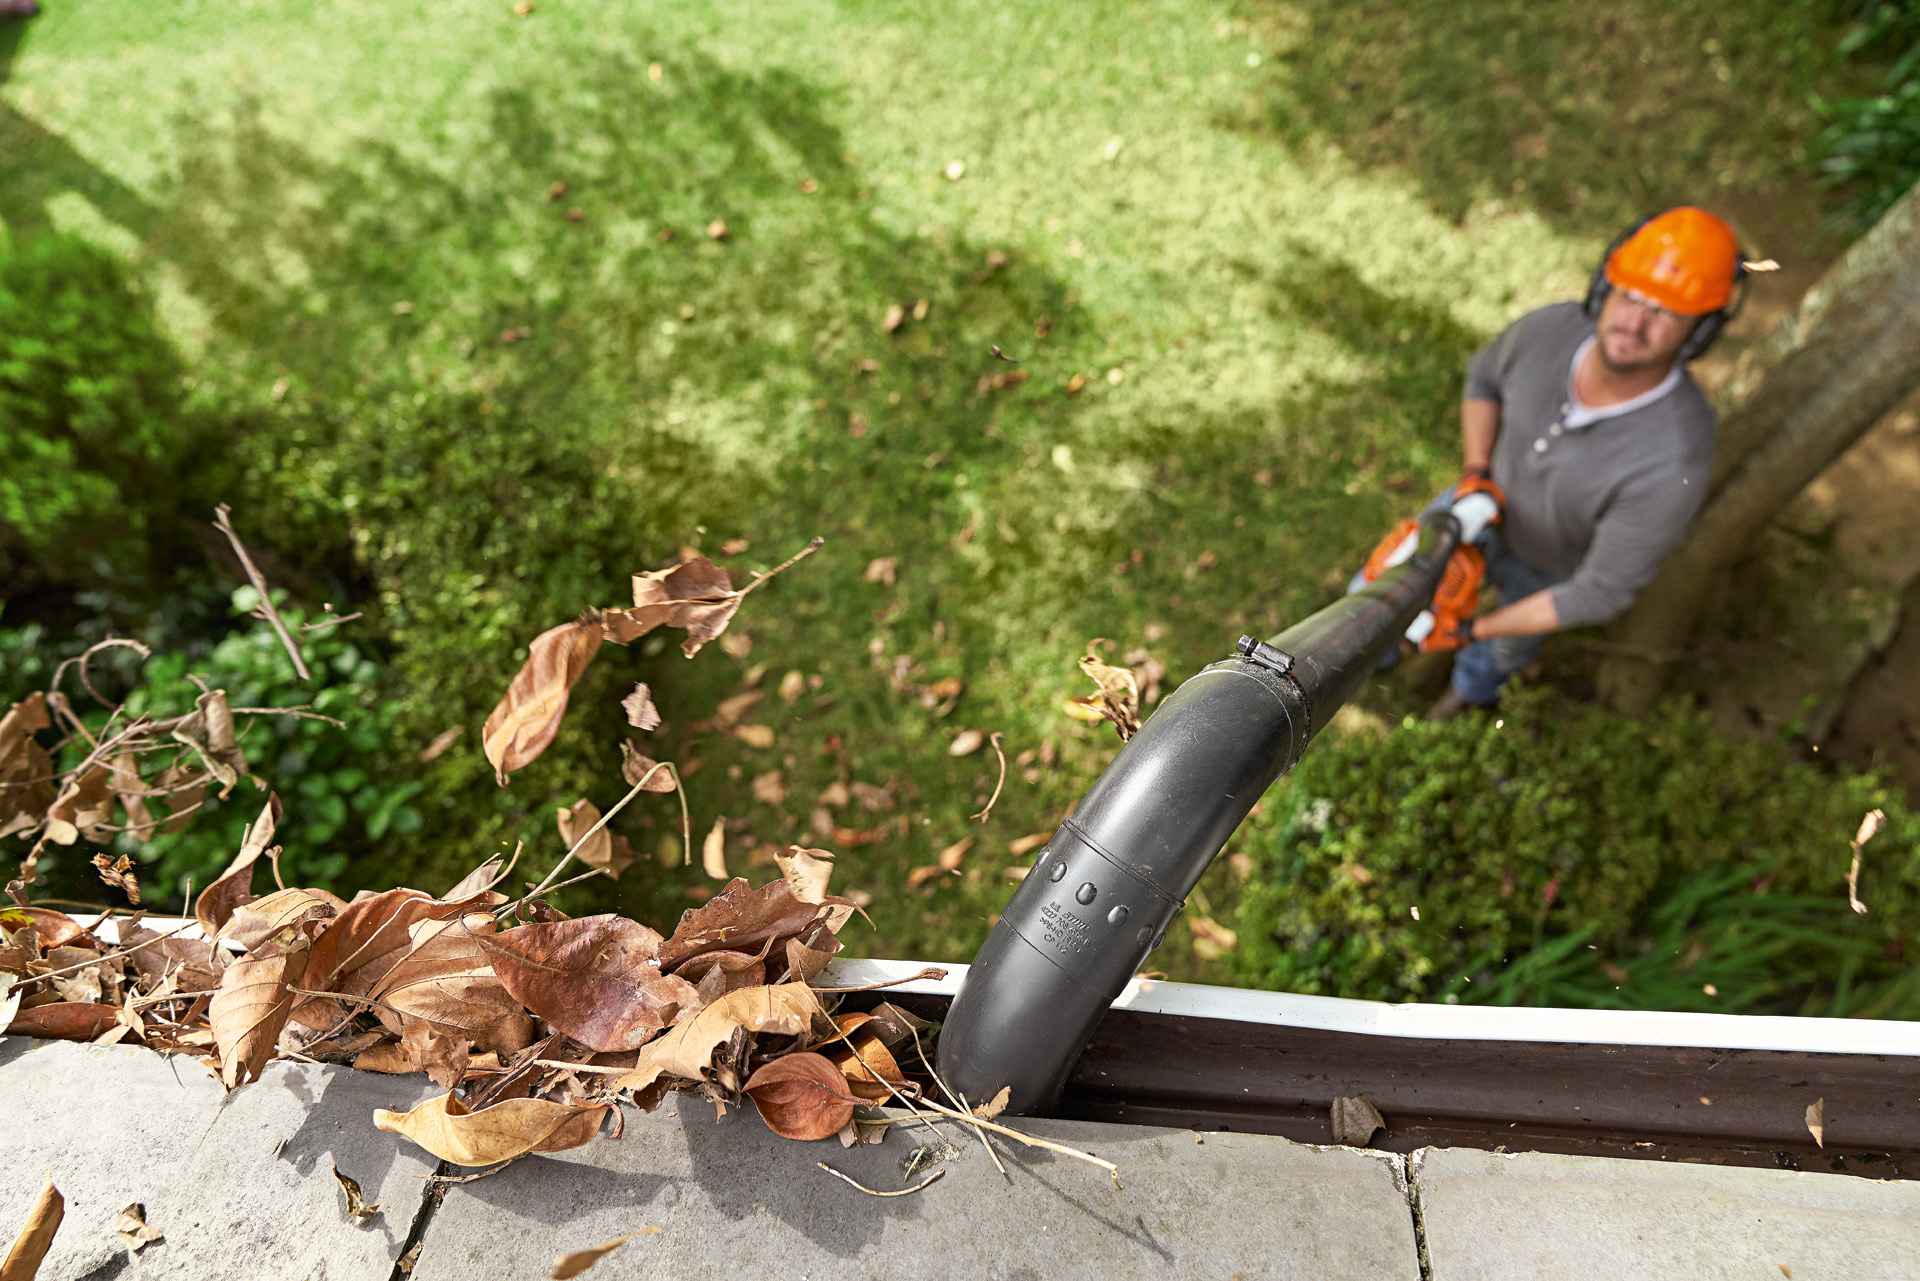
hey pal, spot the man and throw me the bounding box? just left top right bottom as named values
left=1425, top=206, right=1745, bottom=719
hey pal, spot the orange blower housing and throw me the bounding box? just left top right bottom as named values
left=1360, top=519, right=1487, bottom=652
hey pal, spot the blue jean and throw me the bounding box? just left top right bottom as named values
left=1350, top=486, right=1567, bottom=706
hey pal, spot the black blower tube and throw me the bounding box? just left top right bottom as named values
left=937, top=507, right=1465, bottom=1115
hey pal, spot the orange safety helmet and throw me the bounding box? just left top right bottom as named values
left=1602, top=207, right=1742, bottom=316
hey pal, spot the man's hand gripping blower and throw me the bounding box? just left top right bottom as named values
left=937, top=482, right=1502, bottom=1116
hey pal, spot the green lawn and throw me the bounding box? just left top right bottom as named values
left=0, top=0, right=1878, bottom=978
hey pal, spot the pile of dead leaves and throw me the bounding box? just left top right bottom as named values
left=1, top=808, right=948, bottom=1165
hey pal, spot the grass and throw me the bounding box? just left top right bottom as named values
left=0, top=0, right=1888, bottom=981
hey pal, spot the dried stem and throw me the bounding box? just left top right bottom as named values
left=30, top=919, right=200, bottom=981
left=816, top=1163, right=944, bottom=1197
left=910, top=1026, right=1006, bottom=1178
left=971, top=732, right=1007, bottom=822
left=508, top=763, right=680, bottom=912
left=1848, top=808, right=1886, bottom=916
left=809, top=966, right=949, bottom=994
left=214, top=504, right=310, bottom=681
left=288, top=987, right=412, bottom=1022
left=912, top=1095, right=1121, bottom=1187
left=299, top=611, right=363, bottom=632
left=736, top=536, right=824, bottom=598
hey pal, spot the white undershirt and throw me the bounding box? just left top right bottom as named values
left=1561, top=336, right=1682, bottom=430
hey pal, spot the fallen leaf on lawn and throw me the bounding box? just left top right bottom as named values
left=701, top=818, right=728, bottom=880
left=1007, top=831, right=1053, bottom=857
left=618, top=983, right=820, bottom=1094
left=774, top=847, right=835, bottom=905
left=418, top=726, right=464, bottom=763
left=372, top=917, right=532, bottom=1055
left=6, top=1001, right=122, bottom=1041
left=1190, top=916, right=1238, bottom=960
left=481, top=916, right=698, bottom=1053
left=833, top=825, right=887, bottom=847
left=937, top=838, right=972, bottom=872
left=195, top=793, right=283, bottom=936
left=706, top=219, right=728, bottom=241
left=906, top=864, right=945, bottom=889
left=882, top=303, right=906, bottom=333
left=1005, top=865, right=1031, bottom=880
left=621, top=683, right=662, bottom=731
left=745, top=1051, right=861, bottom=1140
left=219, top=885, right=344, bottom=952
left=818, top=781, right=850, bottom=809
left=114, top=1203, right=163, bottom=1251
left=374, top=1092, right=610, bottom=1166
left=1340, top=864, right=1374, bottom=886
left=3, top=1176, right=62, bottom=1280
left=949, top=729, right=985, bottom=757
left=332, top=1166, right=379, bottom=1221
left=169, top=688, right=251, bottom=798
left=42, top=762, right=113, bottom=845
left=850, top=782, right=895, bottom=813
left=735, top=724, right=775, bottom=749
left=483, top=616, right=606, bottom=783
left=1330, top=1095, right=1385, bottom=1147
left=751, top=771, right=786, bottom=805
left=90, top=853, right=141, bottom=906
left=1068, top=641, right=1141, bottom=741
left=1806, top=1098, right=1825, bottom=1149
left=551, top=1228, right=663, bottom=1279
left=973, top=1086, right=1011, bottom=1120
left=618, top=743, right=677, bottom=795
left=864, top=557, right=897, bottom=586
left=925, top=676, right=963, bottom=701
left=715, top=690, right=762, bottom=725
left=212, top=933, right=309, bottom=1088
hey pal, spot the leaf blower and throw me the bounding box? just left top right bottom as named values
left=937, top=486, right=1499, bottom=1117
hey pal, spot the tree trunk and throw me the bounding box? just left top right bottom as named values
left=1597, top=182, right=1920, bottom=715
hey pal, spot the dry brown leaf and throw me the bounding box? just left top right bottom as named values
left=170, top=688, right=251, bottom=798
left=43, top=763, right=113, bottom=846
left=751, top=771, right=786, bottom=806
left=418, top=727, right=464, bottom=763
left=482, top=916, right=697, bottom=1053
left=615, top=558, right=742, bottom=658
left=862, top=1002, right=930, bottom=1052
left=782, top=924, right=841, bottom=983
left=0, top=693, right=56, bottom=839
left=864, top=557, right=897, bottom=586
left=850, top=782, right=895, bottom=813
left=1007, top=831, right=1053, bottom=857
left=778, top=670, right=806, bottom=704
left=1066, top=641, right=1141, bottom=740
left=701, top=818, right=728, bottom=880
left=155, top=759, right=208, bottom=835
left=113, top=1203, right=163, bottom=1252
left=948, top=729, right=985, bottom=757
left=194, top=793, right=283, bottom=937
left=219, top=885, right=344, bottom=952
left=1190, top=916, right=1238, bottom=960
left=483, top=617, right=607, bottom=783
left=1330, top=1095, right=1385, bottom=1147
left=1806, top=1097, right=1825, bottom=1149
left=90, top=853, right=142, bottom=906
left=372, top=916, right=532, bottom=1055
left=297, top=887, right=500, bottom=1025
left=744, top=1051, right=862, bottom=1140
left=937, top=837, right=973, bottom=871
left=332, top=1165, right=380, bottom=1221
left=2, top=1176, right=62, bottom=1281
left=714, top=690, right=762, bottom=726
left=973, top=1085, right=1011, bottom=1120
left=882, top=303, right=906, bottom=333
left=735, top=724, right=775, bottom=750
left=621, top=683, right=662, bottom=731
left=774, top=847, right=835, bottom=905
left=658, top=877, right=831, bottom=971
left=211, top=933, right=308, bottom=1088
left=551, top=1228, right=663, bottom=1279
left=107, top=749, right=156, bottom=842
left=618, top=983, right=819, bottom=1094
left=558, top=799, right=614, bottom=875
left=374, top=1092, right=609, bottom=1166
left=6, top=1001, right=121, bottom=1041
left=618, top=743, right=677, bottom=794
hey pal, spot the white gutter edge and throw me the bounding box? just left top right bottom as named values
left=84, top=919, right=1919, bottom=1057
left=818, top=956, right=1920, bottom=1058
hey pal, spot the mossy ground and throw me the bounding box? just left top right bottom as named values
left=0, top=0, right=1884, bottom=979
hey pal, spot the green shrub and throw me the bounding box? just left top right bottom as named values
left=1226, top=685, right=1917, bottom=1016
left=7, top=590, right=420, bottom=908
left=1816, top=0, right=1920, bottom=228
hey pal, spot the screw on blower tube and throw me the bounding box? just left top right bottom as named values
left=938, top=506, right=1466, bottom=1116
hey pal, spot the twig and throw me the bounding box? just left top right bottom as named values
left=972, top=732, right=1008, bottom=822
left=736, top=536, right=825, bottom=598
left=909, top=1026, right=1006, bottom=1178
left=228, top=705, right=349, bottom=728
left=214, top=503, right=311, bottom=681
left=54, top=638, right=153, bottom=712
left=809, top=966, right=949, bottom=994
left=417, top=1157, right=523, bottom=1183
left=508, top=764, right=676, bottom=911
left=817, top=1163, right=944, bottom=1197
left=1848, top=809, right=1886, bottom=916
left=288, top=986, right=411, bottom=1022
left=30, top=919, right=200, bottom=981
left=533, top=1060, right=627, bottom=1074
left=913, top=1095, right=1122, bottom=1188
left=299, top=611, right=362, bottom=632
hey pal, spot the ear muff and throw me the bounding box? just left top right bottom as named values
left=1586, top=214, right=1750, bottom=362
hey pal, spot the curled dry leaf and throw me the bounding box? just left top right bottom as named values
left=1806, top=1097, right=1825, bottom=1149
left=170, top=688, right=251, bottom=798
left=659, top=878, right=831, bottom=971
left=774, top=846, right=834, bottom=905
left=483, top=616, right=606, bottom=784
left=43, top=762, right=112, bottom=845
left=973, top=1085, right=1012, bottom=1120
left=195, top=794, right=283, bottom=937
left=114, top=1203, right=163, bottom=1252
left=558, top=799, right=614, bottom=875
left=614, top=558, right=741, bottom=658
left=778, top=670, right=806, bottom=703
left=745, top=1051, right=862, bottom=1141
left=551, top=1227, right=663, bottom=1280
left=211, top=933, right=310, bottom=1088
left=1007, top=831, right=1053, bottom=858
left=108, top=750, right=156, bottom=841
left=301, top=887, right=499, bottom=1012
left=937, top=838, right=973, bottom=872
left=219, top=885, right=344, bottom=952
left=1330, top=1095, right=1385, bottom=1147
left=2, top=1176, right=62, bottom=1281
left=374, top=1092, right=609, bottom=1166
left=735, top=724, right=775, bottom=750
left=782, top=922, right=842, bottom=983
left=1065, top=641, right=1142, bottom=741
left=948, top=729, right=985, bottom=757
left=91, top=853, right=142, bottom=906
left=355, top=1019, right=472, bottom=1090
left=482, top=916, right=699, bottom=1054
left=701, top=818, right=728, bottom=880
left=618, top=742, right=677, bottom=794
left=618, top=983, right=819, bottom=1095
left=332, top=1165, right=380, bottom=1221
left=621, top=683, right=662, bottom=731
left=372, top=916, right=532, bottom=1055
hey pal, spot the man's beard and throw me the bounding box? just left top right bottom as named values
left=1595, top=327, right=1679, bottom=376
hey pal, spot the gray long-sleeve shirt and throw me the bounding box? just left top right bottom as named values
left=1464, top=302, right=1716, bottom=628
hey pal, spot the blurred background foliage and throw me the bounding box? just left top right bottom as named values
left=0, top=0, right=1914, bottom=1015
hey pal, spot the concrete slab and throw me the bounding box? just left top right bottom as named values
left=411, top=1104, right=1422, bottom=1281
left=0, top=1036, right=438, bottom=1281
left=1415, top=1146, right=1920, bottom=1281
